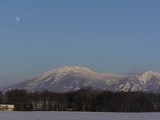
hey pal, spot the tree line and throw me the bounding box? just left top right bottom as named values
left=1, top=88, right=160, bottom=112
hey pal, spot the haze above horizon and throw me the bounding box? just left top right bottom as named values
left=0, top=0, right=160, bottom=86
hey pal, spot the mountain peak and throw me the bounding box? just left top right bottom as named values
left=44, top=66, right=93, bottom=74
left=139, top=70, right=160, bottom=84
left=4, top=66, right=119, bottom=92
left=144, top=70, right=155, bottom=74
left=3, top=67, right=160, bottom=93
left=142, top=70, right=160, bottom=77
left=34, top=66, right=98, bottom=83
left=54, top=66, right=93, bottom=73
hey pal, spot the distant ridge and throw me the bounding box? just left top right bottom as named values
left=2, top=66, right=160, bottom=93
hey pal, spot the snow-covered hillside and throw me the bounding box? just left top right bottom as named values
left=3, top=66, right=160, bottom=93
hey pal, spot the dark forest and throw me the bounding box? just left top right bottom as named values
left=1, top=88, right=160, bottom=112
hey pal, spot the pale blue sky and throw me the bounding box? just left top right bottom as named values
left=0, top=0, right=160, bottom=86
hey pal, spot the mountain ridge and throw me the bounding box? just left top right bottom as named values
left=2, top=66, right=160, bottom=93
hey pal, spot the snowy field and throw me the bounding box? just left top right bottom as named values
left=0, top=111, right=160, bottom=120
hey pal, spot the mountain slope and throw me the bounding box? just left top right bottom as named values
left=3, top=66, right=160, bottom=93
left=138, top=71, right=160, bottom=92
left=5, top=66, right=119, bottom=92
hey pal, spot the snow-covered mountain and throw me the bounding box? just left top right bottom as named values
left=138, top=71, right=160, bottom=92
left=3, top=66, right=160, bottom=93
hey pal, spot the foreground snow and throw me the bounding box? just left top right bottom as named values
left=0, top=111, right=160, bottom=120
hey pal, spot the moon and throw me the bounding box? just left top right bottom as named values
left=14, top=16, right=21, bottom=22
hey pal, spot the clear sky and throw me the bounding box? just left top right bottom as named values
left=0, top=0, right=160, bottom=86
